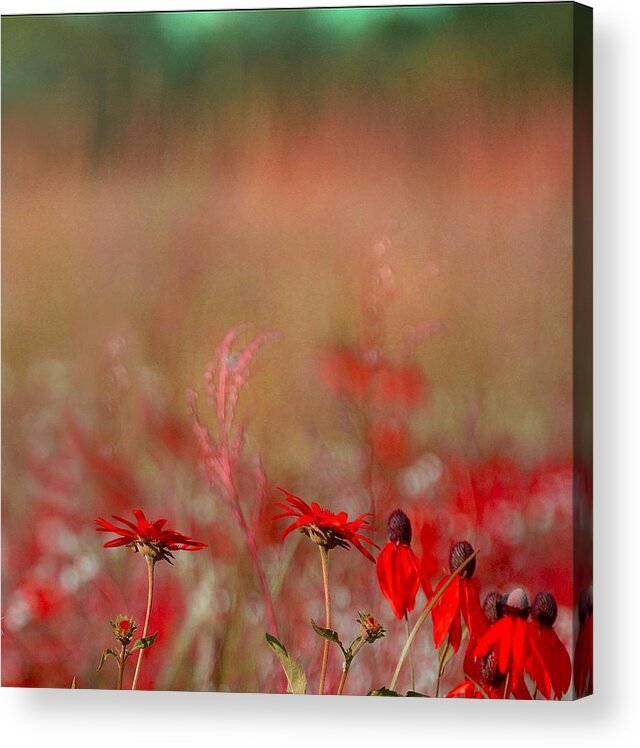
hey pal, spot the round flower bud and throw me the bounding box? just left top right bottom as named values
left=504, top=587, right=530, bottom=617
left=449, top=540, right=476, bottom=578
left=387, top=509, right=412, bottom=545
left=110, top=614, right=137, bottom=645
left=532, top=591, right=558, bottom=627
left=357, top=612, right=385, bottom=643
left=483, top=591, right=506, bottom=625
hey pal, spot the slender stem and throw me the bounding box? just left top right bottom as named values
left=434, top=633, right=450, bottom=698
left=131, top=556, right=155, bottom=690
left=389, top=550, right=479, bottom=691
left=404, top=613, right=415, bottom=691
left=503, top=671, right=511, bottom=699
left=116, top=643, right=126, bottom=690
left=533, top=686, right=538, bottom=700
left=228, top=479, right=280, bottom=640
left=337, top=639, right=366, bottom=695
left=318, top=545, right=331, bottom=695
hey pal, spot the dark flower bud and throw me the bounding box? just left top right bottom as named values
left=504, top=587, right=530, bottom=618
left=532, top=592, right=558, bottom=627
left=449, top=540, right=476, bottom=578
left=578, top=589, right=587, bottom=623
left=483, top=592, right=507, bottom=625
left=387, top=509, right=412, bottom=545
left=578, top=587, right=593, bottom=623
left=480, top=650, right=505, bottom=689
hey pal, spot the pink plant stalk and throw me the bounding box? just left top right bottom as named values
left=188, top=325, right=281, bottom=639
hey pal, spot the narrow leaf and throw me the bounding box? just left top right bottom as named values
left=97, top=649, right=117, bottom=672
left=310, top=620, right=344, bottom=652
left=265, top=633, right=307, bottom=695
left=130, top=631, right=158, bottom=652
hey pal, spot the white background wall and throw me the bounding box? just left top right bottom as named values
left=0, top=0, right=637, bottom=745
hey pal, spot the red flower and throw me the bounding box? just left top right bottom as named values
left=526, top=592, right=572, bottom=700
left=574, top=587, right=593, bottom=698
left=95, top=509, right=206, bottom=563
left=446, top=680, right=483, bottom=699
left=474, top=588, right=543, bottom=698
left=432, top=541, right=484, bottom=652
left=376, top=510, right=427, bottom=619
left=274, top=489, right=377, bottom=562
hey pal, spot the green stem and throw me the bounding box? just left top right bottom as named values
left=318, top=545, right=331, bottom=695
left=337, top=638, right=366, bottom=695
left=131, top=555, right=155, bottom=690
left=116, top=643, right=126, bottom=690
left=434, top=633, right=450, bottom=698
left=389, top=549, right=479, bottom=691
left=404, top=613, right=415, bottom=691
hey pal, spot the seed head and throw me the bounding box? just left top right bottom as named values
left=532, top=592, right=558, bottom=627
left=504, top=587, right=530, bottom=618
left=449, top=540, right=476, bottom=578
left=483, top=591, right=507, bottom=625
left=387, top=509, right=412, bottom=545
left=480, top=650, right=505, bottom=689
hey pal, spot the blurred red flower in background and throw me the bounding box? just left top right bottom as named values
left=274, top=488, right=377, bottom=562
left=95, top=509, right=206, bottom=563
left=370, top=420, right=411, bottom=469
left=376, top=509, right=427, bottom=619
left=371, top=363, right=427, bottom=411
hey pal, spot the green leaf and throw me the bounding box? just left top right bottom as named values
left=130, top=632, right=158, bottom=652
left=369, top=686, right=428, bottom=697
left=265, top=633, right=307, bottom=695
left=310, top=620, right=345, bottom=653
left=97, top=648, right=117, bottom=672
left=368, top=686, right=401, bottom=696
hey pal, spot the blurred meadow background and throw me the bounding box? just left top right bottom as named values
left=2, top=5, right=581, bottom=693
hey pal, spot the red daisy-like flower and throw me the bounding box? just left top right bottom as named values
left=526, top=592, right=572, bottom=700
left=274, top=488, right=377, bottom=562
left=432, top=541, right=485, bottom=653
left=376, top=510, right=428, bottom=619
left=474, top=587, right=543, bottom=698
left=95, top=509, right=206, bottom=563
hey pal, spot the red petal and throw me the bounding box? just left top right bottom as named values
left=432, top=576, right=460, bottom=649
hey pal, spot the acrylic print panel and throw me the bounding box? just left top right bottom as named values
left=1, top=3, right=592, bottom=698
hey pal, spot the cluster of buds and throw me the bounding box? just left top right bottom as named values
left=357, top=612, right=385, bottom=644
